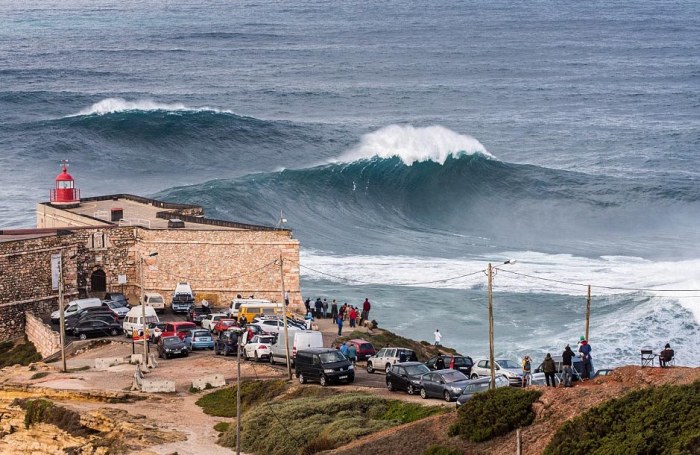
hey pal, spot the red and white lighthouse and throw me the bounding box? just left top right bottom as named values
left=50, top=160, right=80, bottom=206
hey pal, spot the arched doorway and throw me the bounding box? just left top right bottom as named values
left=90, top=269, right=107, bottom=293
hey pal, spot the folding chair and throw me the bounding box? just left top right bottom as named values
left=641, top=349, right=655, bottom=368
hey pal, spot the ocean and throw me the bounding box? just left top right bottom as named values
left=1, top=0, right=699, bottom=367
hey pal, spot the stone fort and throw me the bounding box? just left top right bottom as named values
left=0, top=164, right=300, bottom=343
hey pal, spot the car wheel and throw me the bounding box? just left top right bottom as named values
left=347, top=375, right=354, bottom=383
left=254, top=352, right=259, bottom=362
left=269, top=354, right=275, bottom=365
left=165, top=353, right=170, bottom=359
left=444, top=390, right=452, bottom=402
left=184, top=351, right=189, bottom=357
left=110, top=328, right=118, bottom=336
left=78, top=332, right=87, bottom=340
left=471, top=374, right=479, bottom=379
left=320, top=375, right=328, bottom=387
left=298, top=373, right=306, bottom=384
left=124, top=330, right=129, bottom=338
left=385, top=363, right=392, bottom=372
left=158, top=351, right=162, bottom=359
left=407, top=385, right=415, bottom=395
left=367, top=362, right=374, bottom=374
left=386, top=380, right=394, bottom=391
left=420, top=387, right=427, bottom=399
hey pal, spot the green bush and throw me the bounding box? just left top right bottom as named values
left=213, top=421, right=230, bottom=433
left=196, top=379, right=287, bottom=417
left=544, top=380, right=700, bottom=455
left=30, top=372, right=50, bottom=380
left=424, top=445, right=462, bottom=455
left=448, top=387, right=541, bottom=442
left=0, top=339, right=41, bottom=368
left=218, top=393, right=444, bottom=455
left=335, top=328, right=456, bottom=361
left=16, top=398, right=94, bottom=437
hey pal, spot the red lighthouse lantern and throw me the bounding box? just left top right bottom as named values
left=50, top=160, right=80, bottom=206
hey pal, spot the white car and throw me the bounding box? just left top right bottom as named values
left=201, top=313, right=229, bottom=331
left=471, top=359, right=524, bottom=386
left=250, top=318, right=303, bottom=334
left=243, top=335, right=276, bottom=361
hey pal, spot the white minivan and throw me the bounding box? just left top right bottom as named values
left=122, top=305, right=160, bottom=337
left=51, top=298, right=102, bottom=323
left=144, top=292, right=166, bottom=314
left=269, top=330, right=324, bottom=364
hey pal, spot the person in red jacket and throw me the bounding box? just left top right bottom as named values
left=349, top=307, right=358, bottom=328
left=361, top=298, right=371, bottom=325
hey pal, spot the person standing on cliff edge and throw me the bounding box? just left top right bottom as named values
left=434, top=329, right=442, bottom=346
left=361, top=298, right=371, bottom=325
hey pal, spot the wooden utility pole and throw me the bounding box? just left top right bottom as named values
left=58, top=252, right=67, bottom=373
left=280, top=255, right=292, bottom=380
left=488, top=263, right=496, bottom=390
left=585, top=285, right=591, bottom=341
left=516, top=428, right=522, bottom=455
left=236, top=331, right=242, bottom=455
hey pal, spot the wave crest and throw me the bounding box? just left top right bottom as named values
left=72, top=97, right=233, bottom=116
left=337, top=124, right=494, bottom=165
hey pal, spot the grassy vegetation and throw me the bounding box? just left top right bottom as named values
left=213, top=421, right=230, bottom=433
left=15, top=398, right=96, bottom=438
left=424, top=445, right=462, bottom=455
left=544, top=380, right=700, bottom=454
left=218, top=392, right=445, bottom=455
left=0, top=339, right=41, bottom=368
left=336, top=328, right=457, bottom=361
left=30, top=372, right=50, bottom=380
left=448, top=387, right=541, bottom=442
left=195, top=379, right=287, bottom=418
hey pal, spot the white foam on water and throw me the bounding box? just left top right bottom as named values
left=69, top=97, right=234, bottom=116
left=334, top=124, right=495, bottom=165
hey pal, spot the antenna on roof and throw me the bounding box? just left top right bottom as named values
left=276, top=209, right=287, bottom=229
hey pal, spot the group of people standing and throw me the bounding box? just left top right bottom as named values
left=303, top=297, right=372, bottom=336
left=521, top=336, right=594, bottom=388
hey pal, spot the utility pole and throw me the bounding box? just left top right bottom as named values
left=236, top=330, right=242, bottom=455
left=585, top=285, right=591, bottom=341
left=58, top=252, right=67, bottom=373
left=280, top=255, right=292, bottom=380
left=140, top=252, right=158, bottom=369
left=488, top=263, right=495, bottom=390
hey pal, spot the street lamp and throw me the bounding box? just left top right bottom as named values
left=140, top=252, right=158, bottom=368
left=487, top=259, right=515, bottom=389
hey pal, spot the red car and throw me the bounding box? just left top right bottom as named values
left=212, top=318, right=239, bottom=334
left=348, top=339, right=376, bottom=360
left=161, top=321, right=197, bottom=341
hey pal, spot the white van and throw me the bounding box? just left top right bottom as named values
left=122, top=305, right=160, bottom=337
left=51, top=298, right=102, bottom=323
left=144, top=292, right=166, bottom=314
left=270, top=330, right=323, bottom=365
left=228, top=298, right=271, bottom=319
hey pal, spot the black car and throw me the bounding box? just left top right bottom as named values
left=425, top=355, right=474, bottom=377
left=386, top=361, right=431, bottom=395
left=157, top=336, right=189, bottom=359
left=295, top=348, right=354, bottom=386
left=104, top=292, right=130, bottom=308
left=214, top=330, right=240, bottom=356
left=72, top=319, right=122, bottom=340
left=67, top=312, right=119, bottom=333
left=187, top=306, right=212, bottom=325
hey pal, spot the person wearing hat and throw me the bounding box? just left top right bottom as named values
left=659, top=343, right=674, bottom=367
left=562, top=344, right=576, bottom=387
left=578, top=336, right=592, bottom=379
left=521, top=355, right=532, bottom=387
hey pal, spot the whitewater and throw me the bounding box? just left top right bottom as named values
left=1, top=0, right=699, bottom=368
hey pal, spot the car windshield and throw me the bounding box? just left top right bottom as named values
left=498, top=360, right=520, bottom=369
left=441, top=371, right=468, bottom=383
left=405, top=364, right=430, bottom=375
left=193, top=331, right=209, bottom=337
left=465, top=381, right=491, bottom=393
left=150, top=296, right=164, bottom=303
left=163, top=337, right=181, bottom=346
left=454, top=357, right=472, bottom=366
left=319, top=351, right=347, bottom=363
left=360, top=343, right=373, bottom=350
left=258, top=337, right=275, bottom=344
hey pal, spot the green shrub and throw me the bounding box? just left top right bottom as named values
left=213, top=421, right=230, bottom=433
left=0, top=339, right=41, bottom=368
left=544, top=380, right=700, bottom=455
left=16, top=398, right=94, bottom=437
left=448, top=387, right=541, bottom=442
left=30, top=372, right=50, bottom=380
left=196, top=379, right=287, bottom=417
left=218, top=393, right=444, bottom=455
left=424, top=445, right=462, bottom=455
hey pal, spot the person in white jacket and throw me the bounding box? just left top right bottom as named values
left=434, top=329, right=442, bottom=346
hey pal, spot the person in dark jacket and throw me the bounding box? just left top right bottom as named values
left=314, top=298, right=323, bottom=319
left=562, top=344, right=575, bottom=387
left=659, top=343, right=674, bottom=367
left=578, top=336, right=592, bottom=379
left=542, top=353, right=557, bottom=387
left=361, top=298, right=371, bottom=325
left=435, top=356, right=445, bottom=370
left=330, top=300, right=338, bottom=321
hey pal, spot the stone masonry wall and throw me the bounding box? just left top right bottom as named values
left=0, top=298, right=59, bottom=343
left=25, top=311, right=61, bottom=358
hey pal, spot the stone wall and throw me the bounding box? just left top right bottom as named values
left=0, top=298, right=59, bottom=344
left=25, top=311, right=61, bottom=358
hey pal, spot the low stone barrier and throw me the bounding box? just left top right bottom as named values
left=25, top=312, right=61, bottom=358
left=131, top=367, right=176, bottom=393
left=192, top=374, right=226, bottom=391
left=94, top=357, right=128, bottom=371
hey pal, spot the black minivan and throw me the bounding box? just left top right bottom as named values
left=295, top=348, right=355, bottom=386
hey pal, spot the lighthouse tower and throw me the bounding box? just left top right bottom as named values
left=50, top=160, right=80, bottom=206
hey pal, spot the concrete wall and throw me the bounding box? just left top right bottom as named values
left=36, top=204, right=111, bottom=228
left=25, top=312, right=61, bottom=358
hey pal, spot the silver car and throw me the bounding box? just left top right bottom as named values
left=471, top=359, right=524, bottom=386
left=366, top=347, right=418, bottom=373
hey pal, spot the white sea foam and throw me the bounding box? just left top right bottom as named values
left=335, top=124, right=494, bottom=165
left=300, top=249, right=700, bottom=321
left=71, top=97, right=233, bottom=116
